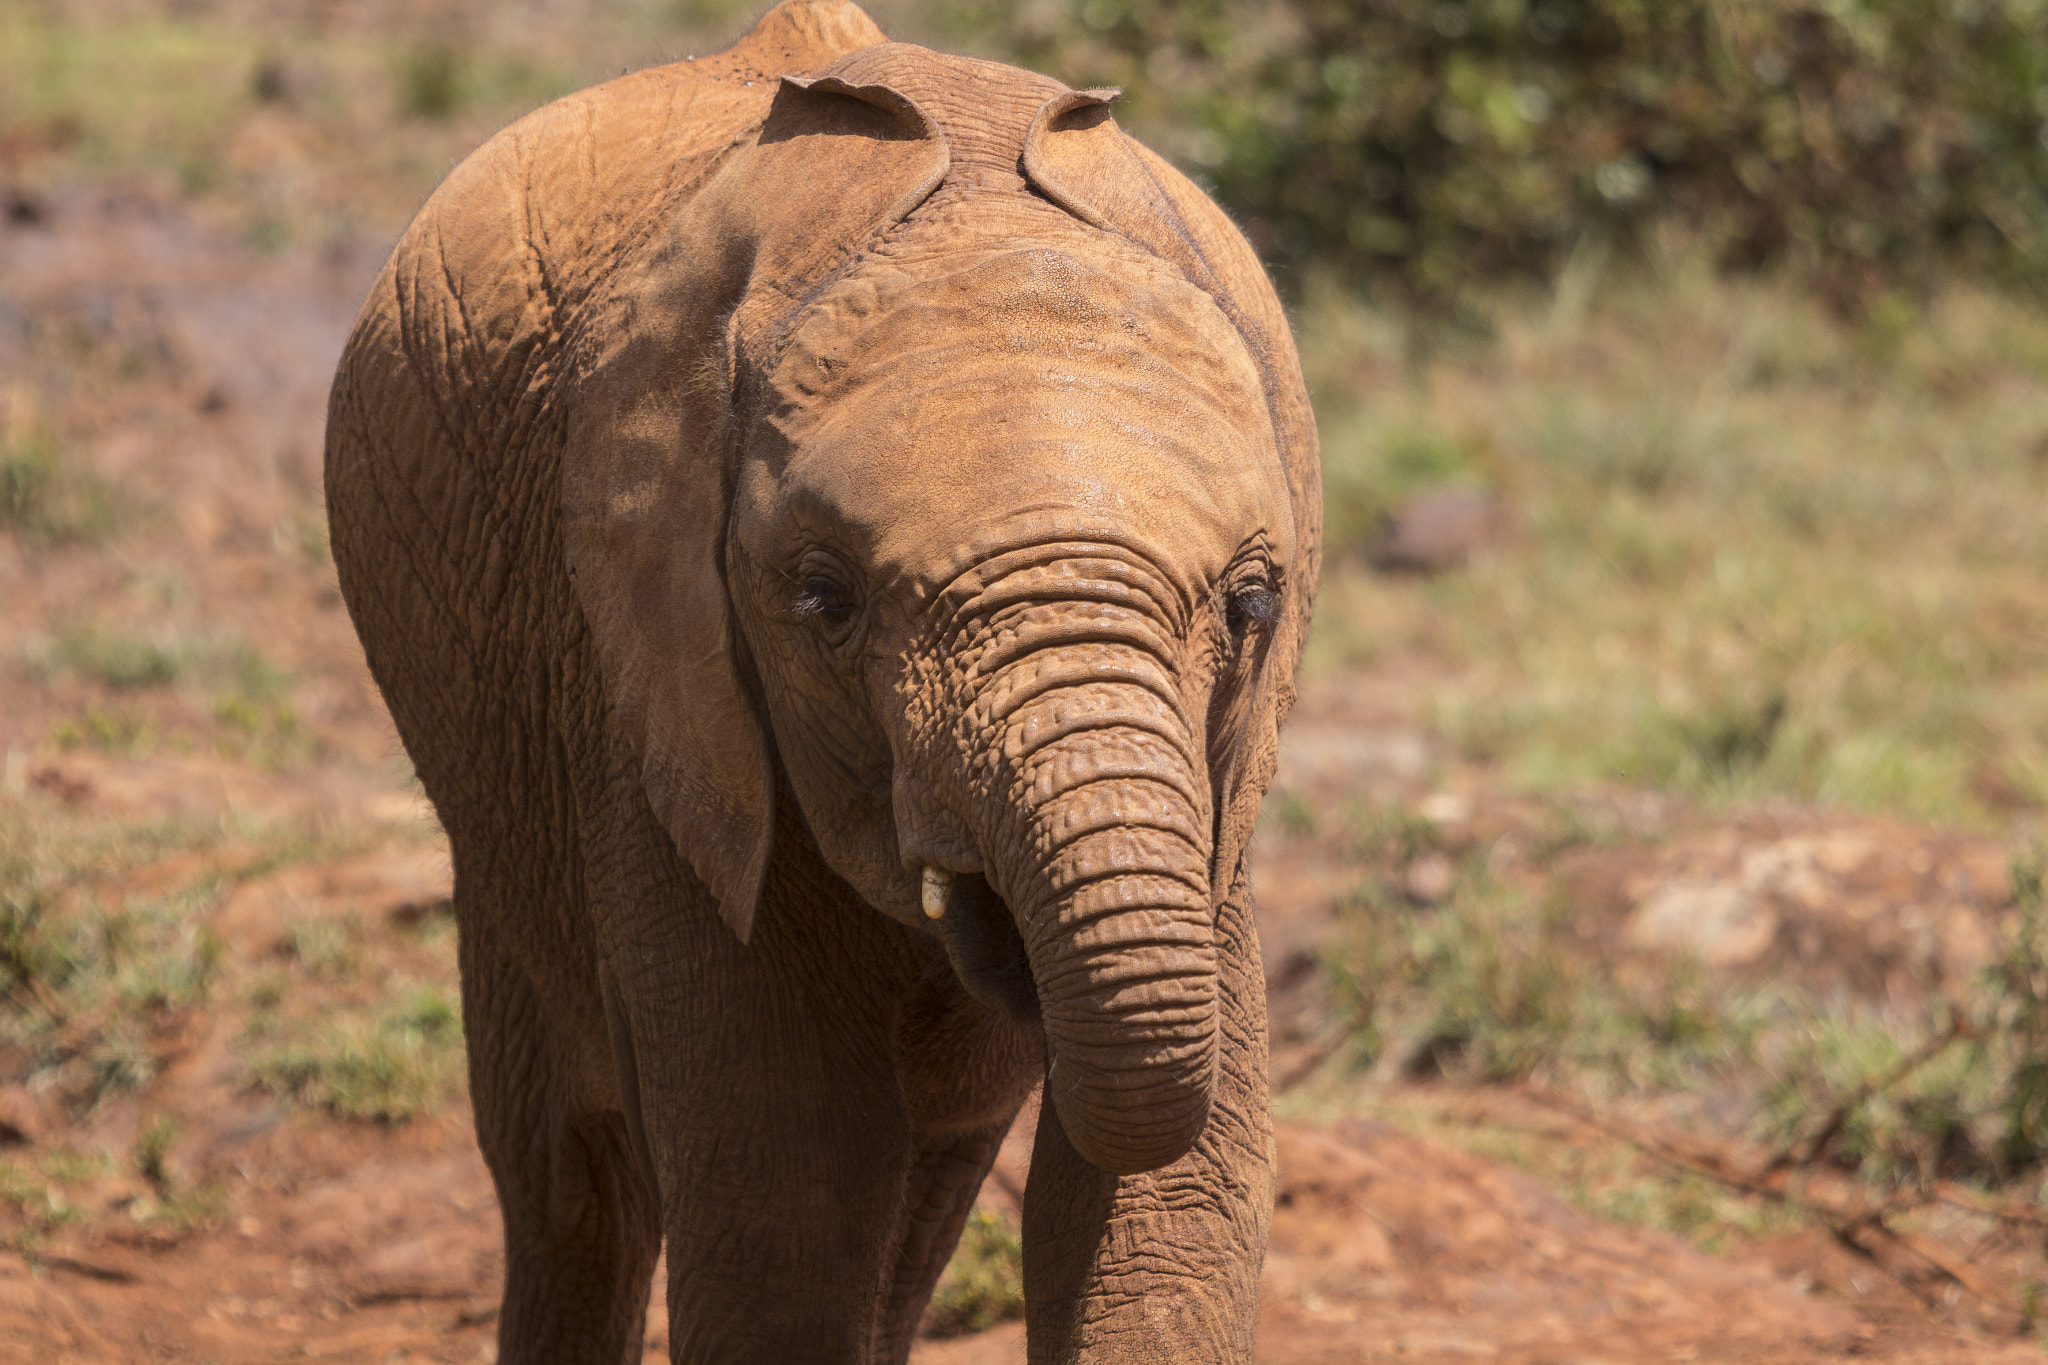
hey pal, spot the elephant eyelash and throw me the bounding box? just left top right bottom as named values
left=1225, top=584, right=1280, bottom=634
left=792, top=574, right=859, bottom=627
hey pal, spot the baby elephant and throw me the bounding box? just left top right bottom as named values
left=324, top=1, right=1320, bottom=1360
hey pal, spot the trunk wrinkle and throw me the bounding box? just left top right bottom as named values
left=1023, top=830, right=1208, bottom=897
left=967, top=609, right=1181, bottom=676
left=1020, top=738, right=1205, bottom=809
left=938, top=544, right=1190, bottom=636
left=1001, top=709, right=1192, bottom=771
left=1029, top=780, right=1204, bottom=849
left=976, top=649, right=1183, bottom=728
left=1023, top=905, right=1213, bottom=953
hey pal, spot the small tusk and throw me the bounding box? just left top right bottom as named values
left=921, top=866, right=954, bottom=920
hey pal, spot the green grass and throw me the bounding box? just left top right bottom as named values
left=0, top=1146, right=100, bottom=1258
left=1335, top=1088, right=1810, bottom=1253
left=0, top=793, right=461, bottom=1133
left=29, top=628, right=308, bottom=764
left=1314, top=809, right=2048, bottom=1201
left=0, top=15, right=263, bottom=173
left=0, top=852, right=225, bottom=1108
left=0, top=797, right=455, bottom=1130
left=33, top=628, right=288, bottom=696
left=0, top=804, right=383, bottom=1115
left=49, top=704, right=154, bottom=756
left=38, top=627, right=183, bottom=690
left=0, top=429, right=121, bottom=546
left=1304, top=267, right=2048, bottom=825
left=0, top=1123, right=222, bottom=1257
left=248, top=983, right=464, bottom=1124
left=32, top=626, right=285, bottom=689
left=278, top=914, right=364, bottom=982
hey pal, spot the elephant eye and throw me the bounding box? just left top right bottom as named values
left=1226, top=584, right=1279, bottom=637
left=793, top=574, right=858, bottom=627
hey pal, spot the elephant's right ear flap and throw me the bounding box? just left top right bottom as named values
left=560, top=353, right=779, bottom=943
left=561, top=59, right=947, bottom=946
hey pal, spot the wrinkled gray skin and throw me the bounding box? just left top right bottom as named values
left=322, top=2, right=1319, bottom=1361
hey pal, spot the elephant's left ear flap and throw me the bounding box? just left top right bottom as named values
left=720, top=70, right=948, bottom=351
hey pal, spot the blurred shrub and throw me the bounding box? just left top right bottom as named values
left=941, top=0, right=2048, bottom=300
left=397, top=41, right=465, bottom=120
left=0, top=430, right=121, bottom=546
left=926, top=1208, right=1026, bottom=1336
left=38, top=627, right=183, bottom=690
left=1321, top=421, right=1492, bottom=556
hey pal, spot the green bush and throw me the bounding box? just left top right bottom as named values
left=927, top=1208, right=1026, bottom=1336
left=941, top=0, right=2048, bottom=300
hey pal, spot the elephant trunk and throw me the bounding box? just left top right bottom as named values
left=974, top=635, right=1218, bottom=1176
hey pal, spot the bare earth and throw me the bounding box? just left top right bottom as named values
left=1, top=185, right=2040, bottom=1363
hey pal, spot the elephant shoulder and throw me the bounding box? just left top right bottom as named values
left=486, top=0, right=895, bottom=296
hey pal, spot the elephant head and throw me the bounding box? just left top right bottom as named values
left=560, top=38, right=1318, bottom=1176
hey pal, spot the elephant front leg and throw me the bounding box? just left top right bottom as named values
left=1020, top=880, right=1274, bottom=1363
left=463, top=937, right=662, bottom=1365
left=871, top=1124, right=1014, bottom=1363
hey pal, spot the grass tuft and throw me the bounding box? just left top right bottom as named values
left=249, top=983, right=464, bottom=1124
left=0, top=430, right=121, bottom=545
left=279, top=915, right=363, bottom=982
left=1323, top=824, right=2048, bottom=1200
left=927, top=1208, right=1025, bottom=1337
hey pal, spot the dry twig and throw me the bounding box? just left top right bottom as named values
left=1516, top=1084, right=2026, bottom=1321
left=1758, top=1017, right=1973, bottom=1177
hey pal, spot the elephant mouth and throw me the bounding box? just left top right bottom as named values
left=934, top=873, right=1040, bottom=1023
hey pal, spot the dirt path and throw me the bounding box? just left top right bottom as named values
left=2, top=1088, right=2033, bottom=1362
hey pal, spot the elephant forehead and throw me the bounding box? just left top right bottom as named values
left=771, top=245, right=1255, bottom=394
left=747, top=247, right=1291, bottom=595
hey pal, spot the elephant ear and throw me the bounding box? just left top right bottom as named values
left=1023, top=90, right=1324, bottom=900
left=562, top=74, right=948, bottom=943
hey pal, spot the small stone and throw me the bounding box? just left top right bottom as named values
left=1417, top=791, right=1471, bottom=827
left=1404, top=852, right=1455, bottom=905
left=1368, top=488, right=1502, bottom=574
left=1627, top=879, right=1778, bottom=966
